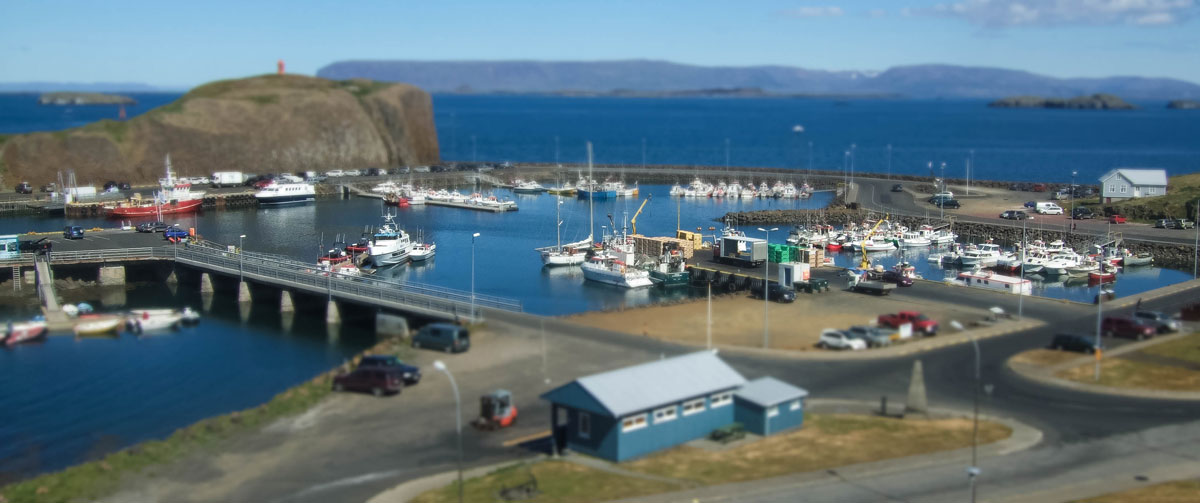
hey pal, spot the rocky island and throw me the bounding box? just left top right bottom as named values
left=2, top=74, right=440, bottom=185
left=38, top=92, right=137, bottom=106
left=988, top=93, right=1136, bottom=110
left=1167, top=99, right=1200, bottom=109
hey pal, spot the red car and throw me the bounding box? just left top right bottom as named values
left=878, top=311, right=939, bottom=335
left=1109, top=214, right=1127, bottom=224
left=332, top=368, right=405, bottom=396
left=1100, top=316, right=1155, bottom=340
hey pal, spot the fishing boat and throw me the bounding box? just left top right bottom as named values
left=384, top=193, right=410, bottom=207
left=408, top=231, right=436, bottom=262
left=898, top=231, right=931, bottom=247
left=1065, top=260, right=1101, bottom=276
left=367, top=214, right=412, bottom=267
left=181, top=307, right=201, bottom=325
left=576, top=179, right=616, bottom=200
left=957, top=243, right=1003, bottom=268
left=108, top=155, right=203, bottom=218
left=582, top=251, right=653, bottom=288
left=254, top=181, right=316, bottom=205
left=318, top=247, right=352, bottom=264
left=4, top=318, right=47, bottom=346
left=547, top=181, right=577, bottom=196
left=1088, top=266, right=1117, bottom=283
left=513, top=180, right=547, bottom=194
left=537, top=200, right=589, bottom=267
left=1120, top=249, right=1154, bottom=266
left=953, top=270, right=1032, bottom=295
left=74, top=315, right=123, bottom=337
left=126, top=309, right=183, bottom=334
left=646, top=243, right=689, bottom=287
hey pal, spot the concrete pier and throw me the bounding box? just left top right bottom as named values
left=22, top=270, right=35, bottom=286
left=200, top=273, right=215, bottom=294
left=376, top=312, right=409, bottom=339
left=326, top=300, right=341, bottom=324
left=98, top=265, right=126, bottom=286
left=238, top=281, right=252, bottom=303
left=166, top=270, right=178, bottom=284
left=280, top=290, right=295, bottom=312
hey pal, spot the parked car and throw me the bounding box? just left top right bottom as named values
left=845, top=326, right=894, bottom=348
left=1049, top=334, right=1102, bottom=353
left=253, top=179, right=274, bottom=189
left=1000, top=210, right=1031, bottom=220
left=18, top=238, right=52, bottom=253
left=1072, top=207, right=1094, bottom=220
left=163, top=226, right=189, bottom=240
left=1109, top=214, right=1127, bottom=224
left=1035, top=202, right=1063, bottom=215
left=751, top=283, right=796, bottom=303
left=15, top=182, right=33, bottom=194
left=1024, top=201, right=1037, bottom=209
left=1132, top=311, right=1182, bottom=333
left=324, top=169, right=345, bottom=177
left=367, top=168, right=387, bottom=176
left=136, top=221, right=169, bottom=233
left=118, top=182, right=131, bottom=190
left=933, top=198, right=961, bottom=209
left=817, top=329, right=867, bottom=350
left=103, top=181, right=119, bottom=191
left=1154, top=219, right=1174, bottom=229
left=63, top=226, right=84, bottom=239
left=356, top=355, right=421, bottom=384
left=1100, top=316, right=1156, bottom=340
left=878, top=311, right=939, bottom=335
left=891, top=183, right=903, bottom=192
left=39, top=182, right=57, bottom=193
left=412, top=323, right=470, bottom=353
left=1008, top=183, right=1020, bottom=191
left=880, top=270, right=913, bottom=287
left=332, top=367, right=405, bottom=397
left=344, top=169, right=363, bottom=177
left=1031, top=183, right=1047, bottom=192
left=1171, top=219, right=1195, bottom=230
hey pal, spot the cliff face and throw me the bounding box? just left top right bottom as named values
left=0, top=74, right=440, bottom=185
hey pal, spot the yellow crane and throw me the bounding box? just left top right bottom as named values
left=859, top=214, right=890, bottom=269
left=631, top=194, right=652, bottom=235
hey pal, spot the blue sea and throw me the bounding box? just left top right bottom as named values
left=2, top=93, right=1198, bottom=183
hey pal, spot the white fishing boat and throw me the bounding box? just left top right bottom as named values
left=513, top=180, right=547, bottom=194
left=74, top=315, right=123, bottom=336
left=126, top=308, right=183, bottom=333
left=1065, top=260, right=1101, bottom=276
left=954, top=270, right=1032, bottom=295
left=582, top=251, right=653, bottom=288
left=1121, top=249, right=1154, bottom=266
left=899, top=231, right=931, bottom=247
left=958, top=243, right=1003, bottom=268
left=537, top=200, right=589, bottom=266
left=367, top=214, right=412, bottom=267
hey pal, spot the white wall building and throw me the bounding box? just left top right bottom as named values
left=1099, top=168, right=1168, bottom=202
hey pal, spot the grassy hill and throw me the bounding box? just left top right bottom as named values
left=0, top=74, right=439, bottom=186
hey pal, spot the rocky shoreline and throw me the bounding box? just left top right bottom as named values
left=38, top=92, right=136, bottom=106
left=720, top=208, right=1197, bottom=270
left=988, top=93, right=1135, bottom=110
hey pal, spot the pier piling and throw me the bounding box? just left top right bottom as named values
left=98, top=265, right=126, bottom=286
left=200, top=273, right=214, bottom=294
left=238, top=281, right=251, bottom=303
left=280, top=290, right=295, bottom=313
left=326, top=300, right=341, bottom=324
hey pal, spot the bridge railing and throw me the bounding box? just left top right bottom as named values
left=0, top=247, right=168, bottom=266
left=173, top=245, right=523, bottom=313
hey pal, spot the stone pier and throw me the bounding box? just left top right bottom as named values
left=238, top=281, right=251, bottom=303
left=280, top=290, right=295, bottom=313
left=200, top=273, right=214, bottom=294
left=98, top=265, right=126, bottom=286
left=326, top=300, right=341, bottom=324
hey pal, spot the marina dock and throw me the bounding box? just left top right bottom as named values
left=424, top=199, right=518, bottom=212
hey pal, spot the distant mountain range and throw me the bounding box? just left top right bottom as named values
left=0, top=82, right=169, bottom=93
left=316, top=60, right=1200, bottom=100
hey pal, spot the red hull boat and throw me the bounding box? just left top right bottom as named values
left=108, top=198, right=203, bottom=218
left=4, top=320, right=48, bottom=347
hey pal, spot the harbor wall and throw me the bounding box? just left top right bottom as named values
left=720, top=207, right=1198, bottom=271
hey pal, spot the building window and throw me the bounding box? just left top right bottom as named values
left=1149, top=187, right=1156, bottom=195
left=710, top=391, right=733, bottom=408
left=622, top=413, right=648, bottom=433
left=1121, top=185, right=1127, bottom=193
left=1109, top=184, right=1115, bottom=193
left=767, top=406, right=779, bottom=418
left=682, top=398, right=706, bottom=416
left=653, top=405, right=677, bottom=423
left=790, top=400, right=801, bottom=411
left=579, top=412, right=591, bottom=439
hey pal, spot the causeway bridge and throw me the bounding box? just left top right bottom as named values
left=2, top=232, right=520, bottom=331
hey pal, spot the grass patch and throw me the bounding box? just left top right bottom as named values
left=1011, top=348, right=1086, bottom=368
left=340, top=79, right=392, bottom=98
left=410, top=461, right=679, bottom=503
left=0, top=338, right=412, bottom=503
left=81, top=119, right=128, bottom=143
left=245, top=94, right=279, bottom=106
left=623, top=413, right=1011, bottom=485
left=1076, top=479, right=1200, bottom=502
left=153, top=101, right=185, bottom=115
left=1057, top=357, right=1200, bottom=392
left=1141, top=333, right=1200, bottom=365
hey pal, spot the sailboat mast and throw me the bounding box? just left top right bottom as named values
left=556, top=200, right=562, bottom=249
left=587, top=141, right=594, bottom=243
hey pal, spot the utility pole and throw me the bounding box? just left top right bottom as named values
left=758, top=227, right=778, bottom=349
left=1019, top=219, right=1026, bottom=319
left=1095, top=282, right=1104, bottom=381
left=707, top=281, right=713, bottom=349
left=968, top=336, right=981, bottom=503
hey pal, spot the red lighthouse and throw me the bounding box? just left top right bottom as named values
left=277, top=59, right=285, bottom=75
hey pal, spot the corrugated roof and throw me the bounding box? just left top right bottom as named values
left=735, top=377, right=809, bottom=407
left=1104, top=168, right=1168, bottom=186
left=575, top=351, right=746, bottom=417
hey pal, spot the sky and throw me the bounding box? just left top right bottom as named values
left=2, top=0, right=1199, bottom=88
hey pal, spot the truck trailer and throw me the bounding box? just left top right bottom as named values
left=714, top=236, right=767, bottom=267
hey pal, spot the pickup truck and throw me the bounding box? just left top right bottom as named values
left=877, top=311, right=939, bottom=335
left=847, top=274, right=895, bottom=295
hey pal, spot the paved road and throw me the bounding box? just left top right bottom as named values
left=854, top=176, right=1200, bottom=246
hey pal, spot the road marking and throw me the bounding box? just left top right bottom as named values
left=503, top=429, right=550, bottom=447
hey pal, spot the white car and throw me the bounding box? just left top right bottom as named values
left=344, top=169, right=363, bottom=177
left=325, top=170, right=345, bottom=177
left=818, top=329, right=867, bottom=351
left=278, top=174, right=304, bottom=183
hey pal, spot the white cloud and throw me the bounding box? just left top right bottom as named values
left=779, top=6, right=845, bottom=18
left=913, top=0, right=1196, bottom=27
left=867, top=8, right=888, bottom=17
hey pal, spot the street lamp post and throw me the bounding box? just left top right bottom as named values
left=1019, top=220, right=1025, bottom=319
left=757, top=227, right=778, bottom=349
left=707, top=280, right=713, bottom=350
left=1095, top=279, right=1104, bottom=381
left=968, top=333, right=981, bottom=503
left=940, top=162, right=947, bottom=220
left=432, top=361, right=463, bottom=503
left=471, top=232, right=480, bottom=322
left=238, top=234, right=246, bottom=282
left=1071, top=170, right=1078, bottom=229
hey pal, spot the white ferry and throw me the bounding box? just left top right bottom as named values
left=255, top=182, right=315, bottom=205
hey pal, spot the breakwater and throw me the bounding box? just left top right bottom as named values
left=721, top=208, right=1198, bottom=271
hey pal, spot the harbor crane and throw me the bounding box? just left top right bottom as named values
left=859, top=214, right=890, bottom=270
left=631, top=194, right=652, bottom=235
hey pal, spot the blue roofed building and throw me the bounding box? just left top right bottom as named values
left=734, top=377, right=809, bottom=436
left=541, top=351, right=747, bottom=462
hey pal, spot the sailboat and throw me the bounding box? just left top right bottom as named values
left=536, top=199, right=588, bottom=266
left=579, top=142, right=653, bottom=288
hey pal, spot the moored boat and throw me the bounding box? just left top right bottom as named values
left=954, top=270, right=1032, bottom=295
left=74, top=315, right=123, bottom=337
left=126, top=309, right=183, bottom=334
left=4, top=318, right=47, bottom=346
left=255, top=181, right=315, bottom=205
left=367, top=214, right=412, bottom=267
left=107, top=155, right=204, bottom=218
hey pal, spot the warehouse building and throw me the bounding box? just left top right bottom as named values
left=541, top=351, right=807, bottom=462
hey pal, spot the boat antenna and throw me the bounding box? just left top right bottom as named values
left=587, top=141, right=594, bottom=245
